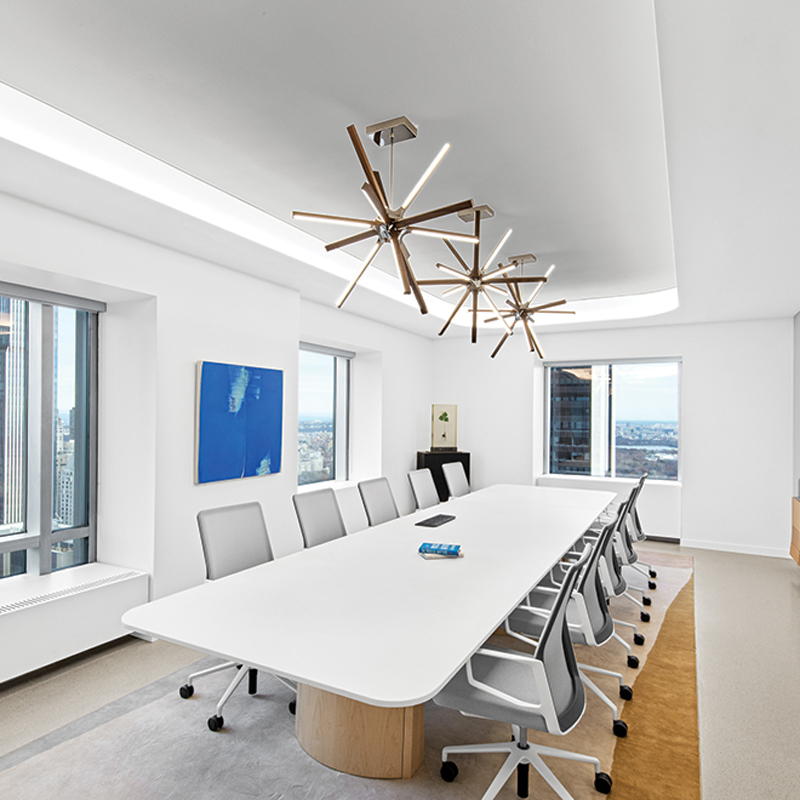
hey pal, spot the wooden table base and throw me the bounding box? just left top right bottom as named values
left=295, top=683, right=425, bottom=779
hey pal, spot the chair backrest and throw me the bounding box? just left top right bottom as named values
left=334, top=485, right=370, bottom=534
left=576, top=520, right=618, bottom=646
left=535, top=547, right=590, bottom=733
left=197, top=501, right=273, bottom=581
left=627, top=474, right=648, bottom=541
left=408, top=468, right=440, bottom=510
left=615, top=488, right=640, bottom=565
left=442, top=461, right=470, bottom=498
left=358, top=477, right=400, bottom=526
left=601, top=496, right=630, bottom=596
left=293, top=488, right=347, bottom=548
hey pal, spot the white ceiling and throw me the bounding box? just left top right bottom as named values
left=0, top=0, right=797, bottom=336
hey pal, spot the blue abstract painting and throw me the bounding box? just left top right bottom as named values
left=196, top=361, right=283, bottom=483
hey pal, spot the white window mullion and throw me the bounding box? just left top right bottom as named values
left=26, top=304, right=54, bottom=575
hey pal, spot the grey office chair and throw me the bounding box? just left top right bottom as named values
left=358, top=477, right=400, bottom=526
left=508, top=519, right=639, bottom=738
left=408, top=468, right=440, bottom=510
left=180, top=501, right=296, bottom=729
left=292, top=488, right=347, bottom=547
left=441, top=460, right=470, bottom=498
left=617, top=476, right=658, bottom=588
left=334, top=485, right=370, bottom=534
left=435, top=548, right=612, bottom=799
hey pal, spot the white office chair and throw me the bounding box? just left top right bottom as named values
left=292, top=487, right=347, bottom=547
left=434, top=547, right=612, bottom=800
left=442, top=460, right=470, bottom=498
left=358, top=477, right=400, bottom=526
left=180, top=501, right=296, bottom=729
left=408, top=467, right=440, bottom=510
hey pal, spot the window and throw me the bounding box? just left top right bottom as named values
left=547, top=360, right=679, bottom=481
left=0, top=289, right=100, bottom=580
left=297, top=343, right=352, bottom=486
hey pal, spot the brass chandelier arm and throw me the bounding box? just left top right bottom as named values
left=396, top=199, right=474, bottom=229
left=347, top=124, right=387, bottom=208
left=436, top=262, right=470, bottom=279
left=361, top=183, right=391, bottom=226
left=372, top=170, right=390, bottom=210
left=416, top=278, right=470, bottom=286
left=482, top=276, right=548, bottom=285
left=443, top=238, right=471, bottom=272
left=481, top=288, right=513, bottom=334
left=390, top=234, right=412, bottom=295
left=528, top=326, right=544, bottom=358
left=491, top=317, right=519, bottom=359
left=471, top=287, right=479, bottom=344
left=403, top=226, right=479, bottom=244
left=439, top=288, right=471, bottom=336
left=292, top=211, right=376, bottom=227
left=325, top=228, right=378, bottom=252
left=336, top=242, right=383, bottom=308
left=528, top=299, right=569, bottom=312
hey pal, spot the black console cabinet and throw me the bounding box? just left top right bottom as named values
left=416, top=451, right=471, bottom=502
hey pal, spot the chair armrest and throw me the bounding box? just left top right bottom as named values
left=464, top=648, right=545, bottom=712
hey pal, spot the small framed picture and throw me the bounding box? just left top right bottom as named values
left=431, top=404, right=457, bottom=451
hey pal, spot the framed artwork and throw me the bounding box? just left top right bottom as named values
left=431, top=404, right=457, bottom=451
left=195, top=360, right=283, bottom=484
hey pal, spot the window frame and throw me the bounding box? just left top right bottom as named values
left=0, top=283, right=102, bottom=578
left=544, top=357, right=682, bottom=483
left=298, top=342, right=353, bottom=487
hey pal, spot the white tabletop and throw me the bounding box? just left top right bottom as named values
left=123, top=484, right=613, bottom=707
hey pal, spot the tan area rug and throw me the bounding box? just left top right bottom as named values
left=0, top=553, right=696, bottom=800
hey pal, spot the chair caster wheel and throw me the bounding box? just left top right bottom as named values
left=440, top=761, right=459, bottom=782
left=642, top=596, right=652, bottom=606
left=612, top=719, right=628, bottom=737
left=288, top=700, right=297, bottom=715
left=595, top=771, right=613, bottom=794
left=207, top=715, right=224, bottom=732
left=619, top=684, right=633, bottom=701
left=649, top=569, right=658, bottom=578
left=627, top=655, right=640, bottom=669
left=641, top=611, right=651, bottom=622
left=648, top=580, right=657, bottom=590
left=634, top=633, right=645, bottom=646
left=179, top=684, right=194, bottom=699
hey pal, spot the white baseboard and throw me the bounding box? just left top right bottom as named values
left=680, top=539, right=792, bottom=559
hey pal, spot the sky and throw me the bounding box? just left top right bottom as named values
left=298, top=349, right=335, bottom=419
left=612, top=362, right=679, bottom=422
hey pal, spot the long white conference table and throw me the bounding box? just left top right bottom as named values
left=123, top=484, right=614, bottom=779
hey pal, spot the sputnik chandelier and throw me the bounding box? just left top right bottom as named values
left=292, top=116, right=478, bottom=315
left=293, top=117, right=573, bottom=356
left=486, top=259, right=575, bottom=358
left=416, top=205, right=560, bottom=351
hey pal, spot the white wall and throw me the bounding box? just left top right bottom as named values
left=431, top=335, right=535, bottom=490
left=432, top=317, right=794, bottom=557
left=299, top=299, right=434, bottom=516
left=0, top=189, right=436, bottom=606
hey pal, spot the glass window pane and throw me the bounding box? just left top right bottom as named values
left=52, top=537, right=89, bottom=572
left=549, top=366, right=592, bottom=474
left=0, top=550, right=26, bottom=579
left=613, top=363, right=679, bottom=481
left=0, top=297, right=27, bottom=536
left=298, top=350, right=335, bottom=486
left=53, top=308, right=90, bottom=531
